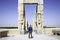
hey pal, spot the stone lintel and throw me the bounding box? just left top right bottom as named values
left=24, top=0, right=38, bottom=3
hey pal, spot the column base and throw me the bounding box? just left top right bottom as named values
left=20, top=30, right=25, bottom=34
left=35, top=30, right=42, bottom=34
left=20, top=30, right=28, bottom=34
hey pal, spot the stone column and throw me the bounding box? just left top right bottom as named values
left=18, top=0, right=25, bottom=34
left=25, top=19, right=28, bottom=31
left=36, top=0, right=44, bottom=34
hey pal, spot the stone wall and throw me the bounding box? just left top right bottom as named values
left=44, top=28, right=60, bottom=35
left=0, top=29, right=20, bottom=35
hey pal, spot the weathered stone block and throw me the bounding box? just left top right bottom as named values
left=18, top=0, right=24, bottom=3
left=24, top=0, right=38, bottom=3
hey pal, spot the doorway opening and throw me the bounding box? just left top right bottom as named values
left=24, top=3, right=38, bottom=33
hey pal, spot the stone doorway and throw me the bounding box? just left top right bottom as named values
left=24, top=3, right=38, bottom=33
left=18, top=0, right=43, bottom=34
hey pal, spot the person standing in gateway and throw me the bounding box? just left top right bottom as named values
left=28, top=25, right=33, bottom=38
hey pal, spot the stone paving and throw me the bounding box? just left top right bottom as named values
left=0, top=32, right=60, bottom=40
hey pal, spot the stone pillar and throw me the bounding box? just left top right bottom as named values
left=25, top=19, right=28, bottom=31
left=32, top=18, right=36, bottom=32
left=36, top=0, right=44, bottom=34
left=18, top=0, right=25, bottom=34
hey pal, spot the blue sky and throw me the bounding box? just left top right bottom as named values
left=44, top=0, right=60, bottom=27
left=0, top=0, right=18, bottom=27
left=25, top=4, right=37, bottom=25
left=0, top=0, right=60, bottom=27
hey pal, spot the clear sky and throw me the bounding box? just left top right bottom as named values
left=25, top=4, right=37, bottom=25
left=44, top=0, right=60, bottom=27
left=0, top=0, right=60, bottom=27
left=0, top=0, right=18, bottom=27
